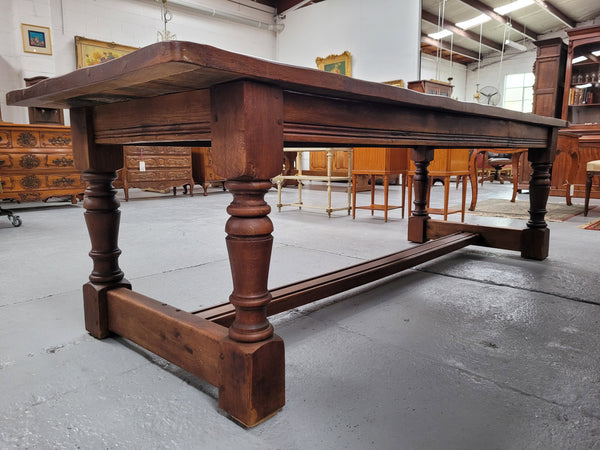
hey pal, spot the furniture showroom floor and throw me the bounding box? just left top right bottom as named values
left=1, top=179, right=599, bottom=449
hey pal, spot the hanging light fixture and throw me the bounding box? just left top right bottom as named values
left=504, top=39, right=527, bottom=51
left=158, top=0, right=176, bottom=42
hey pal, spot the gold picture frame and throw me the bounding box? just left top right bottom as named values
left=316, top=51, right=352, bottom=77
left=383, top=79, right=405, bottom=88
left=75, top=36, right=137, bottom=68
left=21, top=24, right=52, bottom=55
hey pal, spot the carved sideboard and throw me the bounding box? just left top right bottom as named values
left=115, top=146, right=195, bottom=201
left=0, top=123, right=83, bottom=203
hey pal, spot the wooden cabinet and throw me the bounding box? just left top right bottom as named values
left=407, top=80, right=453, bottom=97
left=520, top=38, right=568, bottom=192
left=308, top=149, right=350, bottom=176
left=353, top=147, right=409, bottom=172
left=562, top=26, right=600, bottom=123
left=0, top=123, right=83, bottom=203
left=352, top=147, right=410, bottom=221
left=24, top=76, right=65, bottom=126
left=191, top=147, right=225, bottom=195
left=557, top=25, right=600, bottom=200
left=116, top=146, right=194, bottom=201
left=532, top=38, right=568, bottom=119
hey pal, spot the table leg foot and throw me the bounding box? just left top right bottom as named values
left=219, top=335, right=285, bottom=427
left=408, top=216, right=428, bottom=243
left=521, top=227, right=550, bottom=260
left=83, top=280, right=131, bottom=339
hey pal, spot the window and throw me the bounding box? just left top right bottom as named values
left=503, top=73, right=535, bottom=112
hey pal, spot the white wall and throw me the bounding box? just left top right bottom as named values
left=465, top=45, right=536, bottom=107
left=1, top=0, right=278, bottom=123
left=276, top=0, right=420, bottom=84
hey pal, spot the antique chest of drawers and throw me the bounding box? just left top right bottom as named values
left=0, top=123, right=83, bottom=203
left=116, top=146, right=195, bottom=201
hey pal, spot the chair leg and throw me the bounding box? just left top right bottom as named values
left=407, top=175, right=413, bottom=218
left=584, top=172, right=593, bottom=217
left=352, top=173, right=357, bottom=219
left=370, top=175, right=376, bottom=216
left=383, top=175, right=389, bottom=222
left=461, top=174, right=467, bottom=222
left=401, top=173, right=406, bottom=219
left=443, top=176, right=450, bottom=221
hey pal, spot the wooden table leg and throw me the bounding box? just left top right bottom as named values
left=408, top=146, right=434, bottom=243
left=522, top=137, right=556, bottom=260
left=220, top=179, right=285, bottom=425
left=82, top=171, right=131, bottom=339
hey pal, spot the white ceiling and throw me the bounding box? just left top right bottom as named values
left=421, top=0, right=600, bottom=63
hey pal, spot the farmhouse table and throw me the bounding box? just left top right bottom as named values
left=7, top=41, right=565, bottom=427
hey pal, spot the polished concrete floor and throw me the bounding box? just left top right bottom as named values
left=1, top=180, right=599, bottom=449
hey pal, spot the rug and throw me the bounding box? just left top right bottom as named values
left=467, top=199, right=586, bottom=222
left=579, top=218, right=600, bottom=230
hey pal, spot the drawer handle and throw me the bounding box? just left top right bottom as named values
left=20, top=174, right=41, bottom=189
left=20, top=154, right=41, bottom=169
left=52, top=176, right=75, bottom=187
left=17, top=132, right=37, bottom=147
left=51, top=156, right=74, bottom=167
left=48, top=136, right=72, bottom=146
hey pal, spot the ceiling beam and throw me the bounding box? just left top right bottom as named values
left=421, top=34, right=480, bottom=61
left=422, top=10, right=503, bottom=53
left=458, top=0, right=538, bottom=41
left=531, top=0, right=576, bottom=28
left=276, top=0, right=324, bottom=14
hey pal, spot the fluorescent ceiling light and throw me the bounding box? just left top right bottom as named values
left=428, top=29, right=453, bottom=39
left=505, top=39, right=527, bottom=51
left=572, top=56, right=588, bottom=63
left=456, top=14, right=491, bottom=30
left=494, top=0, right=535, bottom=15
left=592, top=50, right=600, bottom=56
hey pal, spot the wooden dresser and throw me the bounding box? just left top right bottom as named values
left=191, top=147, right=225, bottom=195
left=116, top=146, right=195, bottom=201
left=407, top=80, right=453, bottom=97
left=0, top=123, right=83, bottom=203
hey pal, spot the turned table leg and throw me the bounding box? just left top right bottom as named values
left=408, top=146, right=434, bottom=243
left=218, top=179, right=285, bottom=426
left=522, top=137, right=556, bottom=260
left=224, top=180, right=274, bottom=343
left=82, top=171, right=131, bottom=339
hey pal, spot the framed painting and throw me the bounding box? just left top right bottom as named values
left=75, top=36, right=137, bottom=68
left=21, top=24, right=52, bottom=55
left=315, top=51, right=352, bottom=77
left=383, top=79, right=405, bottom=88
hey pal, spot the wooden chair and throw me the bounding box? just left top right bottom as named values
left=407, top=148, right=470, bottom=222
left=584, top=160, right=600, bottom=216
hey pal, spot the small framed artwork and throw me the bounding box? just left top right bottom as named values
left=75, top=36, right=137, bottom=68
left=315, top=51, right=352, bottom=77
left=383, top=79, right=405, bottom=88
left=21, top=24, right=52, bottom=55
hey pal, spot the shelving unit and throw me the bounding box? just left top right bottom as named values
left=275, top=148, right=352, bottom=218
left=559, top=25, right=600, bottom=200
